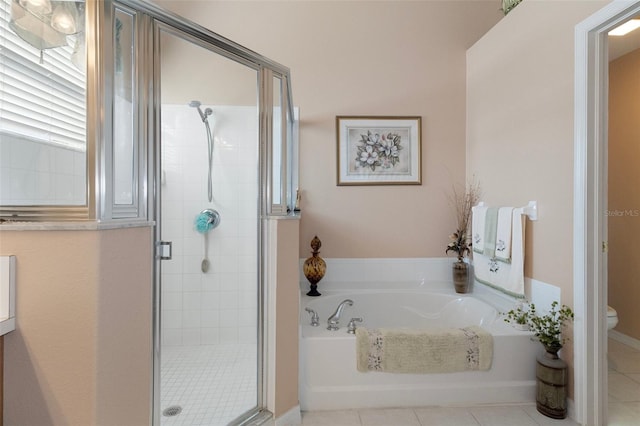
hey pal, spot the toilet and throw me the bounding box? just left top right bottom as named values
left=607, top=305, right=619, bottom=330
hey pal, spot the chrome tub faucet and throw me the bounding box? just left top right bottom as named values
left=327, top=299, right=353, bottom=331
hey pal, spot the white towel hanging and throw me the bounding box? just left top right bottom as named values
left=495, top=207, right=514, bottom=262
left=472, top=205, right=488, bottom=254
left=471, top=201, right=536, bottom=298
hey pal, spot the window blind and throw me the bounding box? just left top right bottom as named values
left=0, top=0, right=86, bottom=151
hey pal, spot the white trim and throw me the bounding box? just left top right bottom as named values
left=574, top=1, right=640, bottom=425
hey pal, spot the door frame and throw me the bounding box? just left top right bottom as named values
left=574, top=1, right=640, bottom=424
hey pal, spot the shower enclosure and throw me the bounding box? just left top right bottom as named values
left=157, top=29, right=262, bottom=423
left=122, top=1, right=296, bottom=425
left=151, top=15, right=295, bottom=426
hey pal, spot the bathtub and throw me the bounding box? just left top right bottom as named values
left=299, top=281, right=540, bottom=411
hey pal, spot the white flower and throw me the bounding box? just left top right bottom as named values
left=360, top=145, right=378, bottom=164
left=378, top=138, right=398, bottom=158
left=366, top=132, right=380, bottom=146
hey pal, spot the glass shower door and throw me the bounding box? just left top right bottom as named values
left=156, top=26, right=260, bottom=426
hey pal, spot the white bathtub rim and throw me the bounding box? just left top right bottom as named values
left=300, top=279, right=523, bottom=312
left=300, top=286, right=532, bottom=338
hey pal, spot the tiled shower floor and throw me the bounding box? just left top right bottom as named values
left=161, top=344, right=257, bottom=426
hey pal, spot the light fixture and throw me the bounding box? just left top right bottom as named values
left=608, top=19, right=640, bottom=36
left=10, top=0, right=67, bottom=51
left=51, top=2, right=77, bottom=35
left=9, top=0, right=83, bottom=62
left=19, top=0, right=52, bottom=15
left=70, top=35, right=85, bottom=72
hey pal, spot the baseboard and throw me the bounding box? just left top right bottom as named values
left=609, top=330, right=640, bottom=351
left=274, top=405, right=301, bottom=426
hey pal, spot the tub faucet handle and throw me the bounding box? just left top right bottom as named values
left=305, top=307, right=319, bottom=327
left=347, top=317, right=363, bottom=334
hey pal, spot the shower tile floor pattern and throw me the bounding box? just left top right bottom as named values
left=161, top=344, right=256, bottom=426
left=160, top=339, right=640, bottom=425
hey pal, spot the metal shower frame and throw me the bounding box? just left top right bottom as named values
left=101, top=0, right=296, bottom=425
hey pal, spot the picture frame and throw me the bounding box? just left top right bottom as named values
left=336, top=116, right=422, bottom=186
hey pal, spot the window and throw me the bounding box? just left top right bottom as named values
left=0, top=0, right=86, bottom=206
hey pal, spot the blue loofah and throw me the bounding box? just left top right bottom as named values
left=195, top=213, right=213, bottom=234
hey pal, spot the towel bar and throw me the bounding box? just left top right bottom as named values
left=476, top=201, right=538, bottom=221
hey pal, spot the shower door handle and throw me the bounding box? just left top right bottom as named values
left=156, top=241, right=172, bottom=260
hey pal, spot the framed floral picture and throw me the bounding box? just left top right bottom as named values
left=336, top=116, right=422, bottom=186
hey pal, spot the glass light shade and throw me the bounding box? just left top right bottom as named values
left=19, top=0, right=51, bottom=15
left=70, top=35, right=85, bottom=71
left=10, top=0, right=66, bottom=50
left=51, top=2, right=77, bottom=35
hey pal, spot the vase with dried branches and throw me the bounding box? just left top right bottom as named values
left=445, top=179, right=481, bottom=293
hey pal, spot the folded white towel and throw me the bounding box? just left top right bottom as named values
left=472, top=205, right=488, bottom=254
left=495, top=207, right=514, bottom=262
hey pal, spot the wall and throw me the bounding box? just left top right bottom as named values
left=160, top=105, right=258, bottom=347
left=273, top=218, right=300, bottom=418
left=467, top=0, right=608, bottom=299
left=154, top=0, right=504, bottom=259
left=466, top=0, right=609, bottom=397
left=0, top=227, right=153, bottom=426
left=608, top=47, right=640, bottom=341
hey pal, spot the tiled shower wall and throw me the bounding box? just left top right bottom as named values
left=160, top=104, right=258, bottom=347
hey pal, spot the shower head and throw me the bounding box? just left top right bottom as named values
left=189, top=100, right=213, bottom=123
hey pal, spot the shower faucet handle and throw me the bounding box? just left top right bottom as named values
left=347, top=317, right=363, bottom=334
left=305, top=308, right=319, bottom=327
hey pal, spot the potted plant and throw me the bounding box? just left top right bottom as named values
left=503, top=301, right=533, bottom=331
left=445, top=179, right=481, bottom=293
left=504, top=300, right=574, bottom=419
left=505, top=301, right=574, bottom=353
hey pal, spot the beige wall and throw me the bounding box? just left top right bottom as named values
left=466, top=0, right=610, bottom=397
left=155, top=0, right=503, bottom=259
left=608, top=47, right=640, bottom=341
left=467, top=0, right=608, bottom=298
left=0, top=227, right=153, bottom=426
left=274, top=219, right=300, bottom=417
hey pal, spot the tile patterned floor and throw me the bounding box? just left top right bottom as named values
left=608, top=338, right=640, bottom=425
left=160, top=344, right=257, bottom=426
